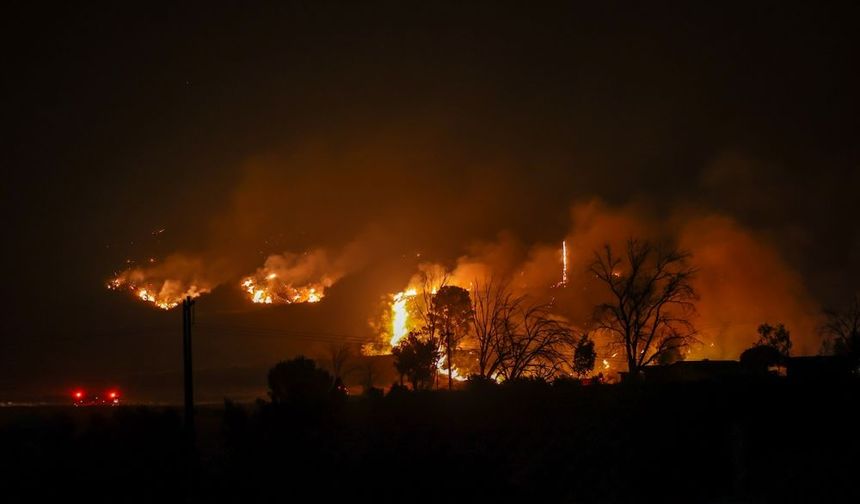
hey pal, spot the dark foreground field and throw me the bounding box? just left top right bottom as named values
left=1, top=379, right=857, bottom=503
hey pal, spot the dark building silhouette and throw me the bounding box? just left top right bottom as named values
left=623, top=357, right=858, bottom=384
left=786, top=355, right=857, bottom=381
left=624, top=360, right=745, bottom=383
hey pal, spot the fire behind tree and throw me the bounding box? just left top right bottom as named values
left=366, top=264, right=473, bottom=383
left=365, top=263, right=586, bottom=385
left=104, top=199, right=825, bottom=375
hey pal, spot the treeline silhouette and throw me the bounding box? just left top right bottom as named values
left=2, top=355, right=857, bottom=503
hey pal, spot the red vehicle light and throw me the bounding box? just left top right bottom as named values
left=72, top=388, right=121, bottom=406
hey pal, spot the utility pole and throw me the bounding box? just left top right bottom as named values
left=182, top=296, right=195, bottom=444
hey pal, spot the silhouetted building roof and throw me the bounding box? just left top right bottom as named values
left=786, top=355, right=857, bottom=381
left=627, top=356, right=859, bottom=384
left=637, top=360, right=745, bottom=383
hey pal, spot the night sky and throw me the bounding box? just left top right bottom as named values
left=3, top=1, right=858, bottom=401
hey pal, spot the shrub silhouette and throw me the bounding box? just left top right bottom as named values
left=267, top=356, right=335, bottom=405
left=392, top=331, right=439, bottom=390
left=740, top=344, right=784, bottom=373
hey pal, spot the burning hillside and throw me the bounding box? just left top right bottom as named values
left=240, top=249, right=339, bottom=305
left=107, top=255, right=213, bottom=310
left=105, top=197, right=824, bottom=376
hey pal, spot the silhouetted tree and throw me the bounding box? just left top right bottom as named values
left=267, top=356, right=335, bottom=405
left=590, top=239, right=698, bottom=378
left=359, top=358, right=378, bottom=394
left=465, top=374, right=498, bottom=391
left=657, top=344, right=685, bottom=365
left=740, top=344, right=784, bottom=373
left=756, top=323, right=791, bottom=358
left=821, top=294, right=860, bottom=361
left=471, top=277, right=521, bottom=379
left=431, top=285, right=473, bottom=389
left=414, top=265, right=450, bottom=342
left=572, top=333, right=597, bottom=377
left=325, top=343, right=353, bottom=383
left=392, top=331, right=440, bottom=390
left=494, top=303, right=572, bottom=381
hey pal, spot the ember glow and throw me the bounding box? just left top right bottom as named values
left=561, top=240, right=568, bottom=287
left=553, top=240, right=569, bottom=288
left=599, top=351, right=620, bottom=374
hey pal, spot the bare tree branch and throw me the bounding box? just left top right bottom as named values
left=590, top=238, right=698, bottom=378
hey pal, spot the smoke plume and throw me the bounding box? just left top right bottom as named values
left=378, top=198, right=823, bottom=360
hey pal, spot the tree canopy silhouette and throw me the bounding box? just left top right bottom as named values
left=325, top=343, right=354, bottom=382
left=471, top=278, right=521, bottom=380
left=821, top=294, right=860, bottom=362
left=740, top=344, right=784, bottom=373
left=430, top=285, right=473, bottom=389
left=756, top=323, right=792, bottom=358
left=494, top=303, right=572, bottom=381
left=392, top=331, right=440, bottom=390
left=572, top=333, right=597, bottom=377
left=267, top=356, right=336, bottom=405
left=657, top=344, right=685, bottom=365
left=590, top=239, right=698, bottom=378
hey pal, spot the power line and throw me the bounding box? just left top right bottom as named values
left=194, top=321, right=374, bottom=344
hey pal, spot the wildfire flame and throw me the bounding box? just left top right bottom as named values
left=389, top=289, right=417, bottom=347
left=240, top=274, right=326, bottom=304
left=106, top=254, right=213, bottom=309
left=240, top=248, right=346, bottom=305
left=107, top=276, right=207, bottom=310
left=374, top=270, right=469, bottom=381
left=437, top=354, right=468, bottom=382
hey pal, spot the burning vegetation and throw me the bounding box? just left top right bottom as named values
left=108, top=242, right=366, bottom=309
left=107, top=255, right=212, bottom=310
left=105, top=198, right=826, bottom=379
left=241, top=274, right=322, bottom=305
left=364, top=262, right=589, bottom=387
left=239, top=249, right=347, bottom=305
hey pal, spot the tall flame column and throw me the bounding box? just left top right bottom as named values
left=182, top=296, right=195, bottom=444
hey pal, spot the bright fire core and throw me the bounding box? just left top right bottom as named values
left=389, top=289, right=417, bottom=346
left=240, top=274, right=325, bottom=304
